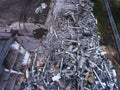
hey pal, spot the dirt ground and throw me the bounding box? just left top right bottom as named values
left=0, top=0, right=51, bottom=51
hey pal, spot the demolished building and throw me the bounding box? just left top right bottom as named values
left=0, top=0, right=119, bottom=90
left=0, top=35, right=31, bottom=90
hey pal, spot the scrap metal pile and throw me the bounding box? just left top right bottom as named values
left=21, top=0, right=118, bottom=90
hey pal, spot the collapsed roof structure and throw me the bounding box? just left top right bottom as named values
left=0, top=35, right=31, bottom=90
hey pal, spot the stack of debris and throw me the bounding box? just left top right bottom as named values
left=0, top=0, right=118, bottom=90
left=19, top=0, right=117, bottom=90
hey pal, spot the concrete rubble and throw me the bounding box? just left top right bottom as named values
left=0, top=0, right=119, bottom=90
left=18, top=0, right=117, bottom=89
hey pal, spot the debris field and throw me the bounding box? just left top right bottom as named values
left=0, top=0, right=119, bottom=90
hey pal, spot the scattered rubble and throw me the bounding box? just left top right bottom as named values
left=19, top=0, right=117, bottom=90
left=0, top=0, right=119, bottom=90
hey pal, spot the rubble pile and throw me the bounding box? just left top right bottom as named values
left=22, top=0, right=118, bottom=90
left=0, top=0, right=118, bottom=89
